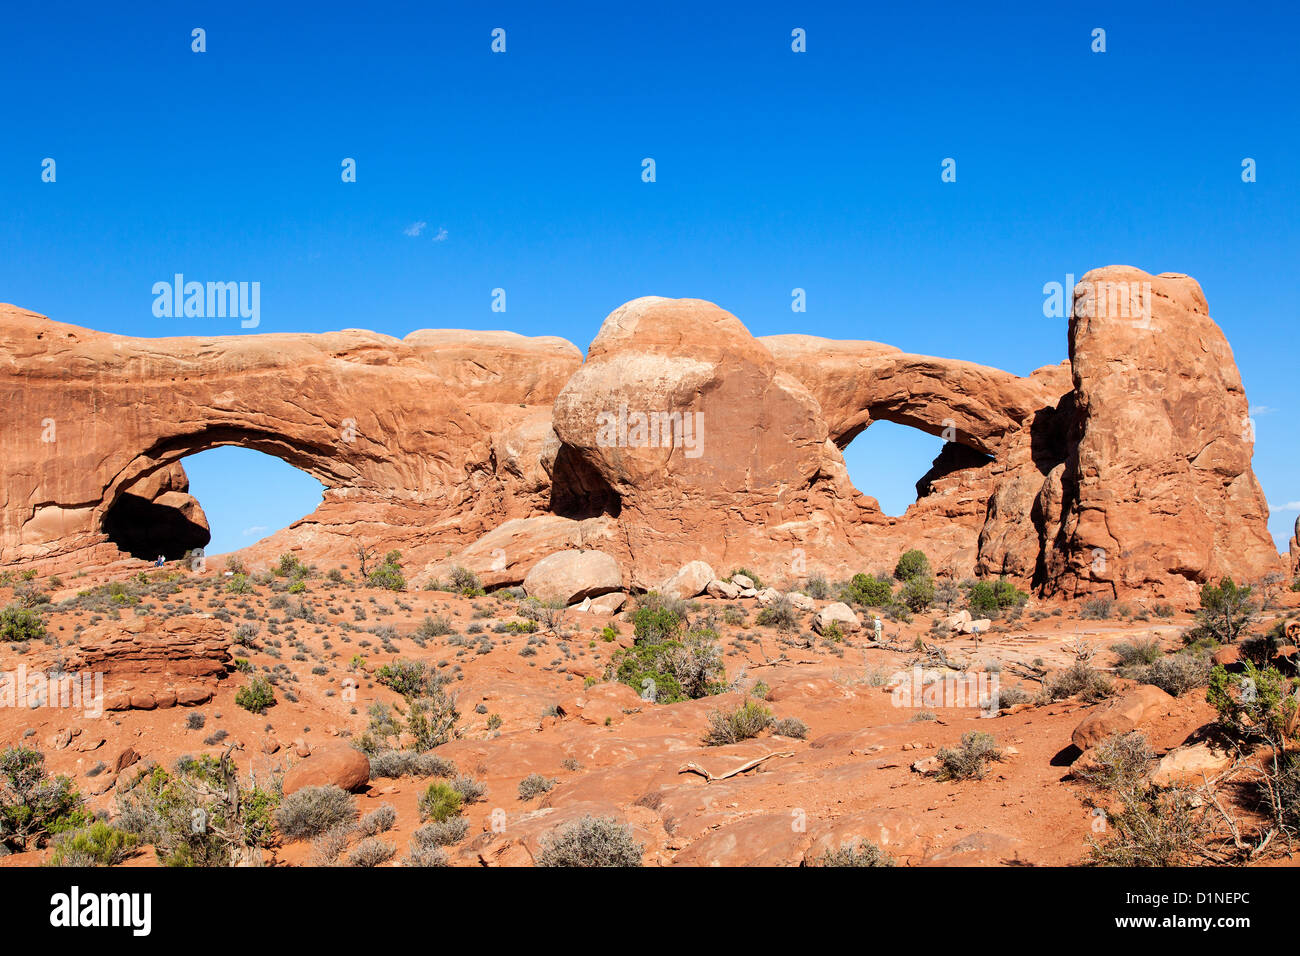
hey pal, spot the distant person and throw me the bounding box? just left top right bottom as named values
left=155, top=554, right=165, bottom=567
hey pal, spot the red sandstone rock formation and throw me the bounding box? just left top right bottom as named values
left=0, top=266, right=1282, bottom=600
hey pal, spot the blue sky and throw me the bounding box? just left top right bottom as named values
left=2, top=1, right=1296, bottom=554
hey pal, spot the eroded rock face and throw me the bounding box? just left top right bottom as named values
left=0, top=266, right=1281, bottom=601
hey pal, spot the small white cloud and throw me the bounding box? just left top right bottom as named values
left=241, top=525, right=268, bottom=537
left=1250, top=404, right=1277, bottom=416
left=403, top=221, right=428, bottom=237
left=1269, top=501, right=1300, bottom=511
left=431, top=226, right=448, bottom=242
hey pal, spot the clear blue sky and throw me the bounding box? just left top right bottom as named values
left=2, top=1, right=1296, bottom=555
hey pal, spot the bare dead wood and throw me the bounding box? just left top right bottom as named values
left=678, top=751, right=794, bottom=782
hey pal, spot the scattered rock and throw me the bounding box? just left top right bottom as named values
left=523, top=549, right=622, bottom=605
left=813, top=603, right=861, bottom=635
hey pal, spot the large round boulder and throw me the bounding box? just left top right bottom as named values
left=282, top=743, right=371, bottom=796
left=523, top=549, right=622, bottom=605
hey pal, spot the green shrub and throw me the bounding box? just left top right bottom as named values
left=703, top=698, right=773, bottom=746
left=235, top=675, right=276, bottom=714
left=967, top=578, right=1028, bottom=616
left=275, top=553, right=308, bottom=578
left=0, top=748, right=87, bottom=852
left=847, top=573, right=892, bottom=608
left=418, top=782, right=463, bottom=823
left=226, top=573, right=253, bottom=594
left=894, top=549, right=931, bottom=582
left=449, top=566, right=484, bottom=596
left=755, top=596, right=799, bottom=633
left=612, top=628, right=725, bottom=704
left=537, top=815, right=643, bottom=867
left=898, top=576, right=935, bottom=612
left=0, top=604, right=44, bottom=642
left=46, top=820, right=137, bottom=867
left=1208, top=661, right=1295, bottom=742
left=630, top=594, right=684, bottom=644
left=275, top=785, right=356, bottom=840
left=366, top=562, right=406, bottom=591
left=1190, top=577, right=1256, bottom=644
left=936, top=731, right=1002, bottom=780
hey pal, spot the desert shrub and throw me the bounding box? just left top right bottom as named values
left=449, top=566, right=484, bottom=596
left=418, top=614, right=453, bottom=639
left=358, top=805, right=397, bottom=837
left=0, top=748, right=87, bottom=852
left=367, top=749, right=456, bottom=779
left=226, top=573, right=253, bottom=594
left=413, top=817, right=469, bottom=847
left=703, top=698, right=773, bottom=746
left=1075, top=732, right=1209, bottom=866
left=274, top=785, right=356, bottom=840
left=897, top=576, right=935, bottom=612
left=1046, top=662, right=1114, bottom=703
left=346, top=836, right=395, bottom=867
left=366, top=552, right=406, bottom=591
left=275, top=553, right=308, bottom=578
left=772, top=716, right=809, bottom=739
left=116, top=754, right=279, bottom=866
left=755, top=595, right=799, bottom=633
left=815, top=840, right=895, bottom=867
left=993, top=684, right=1032, bottom=708
left=802, top=574, right=830, bottom=600
left=373, top=658, right=439, bottom=699
left=1207, top=661, right=1295, bottom=743
left=1080, top=597, right=1114, bottom=620
left=537, top=815, right=643, bottom=867
left=404, top=692, right=461, bottom=752
left=46, top=820, right=138, bottom=867
left=1140, top=654, right=1210, bottom=697
left=518, top=773, right=557, bottom=800
left=0, top=604, right=44, bottom=642
left=235, top=675, right=276, bottom=714
left=631, top=594, right=685, bottom=644
left=403, top=843, right=449, bottom=867
left=612, top=627, right=725, bottom=704
left=966, top=578, right=1028, bottom=616
left=451, top=775, right=486, bottom=803
left=894, top=549, right=931, bottom=582
left=1112, top=637, right=1161, bottom=667
left=846, top=573, right=892, bottom=608
left=307, top=824, right=354, bottom=866
left=1186, top=577, right=1256, bottom=644
left=418, top=782, right=463, bottom=823
left=936, top=731, right=1002, bottom=781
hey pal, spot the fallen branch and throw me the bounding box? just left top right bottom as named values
left=678, top=751, right=794, bottom=782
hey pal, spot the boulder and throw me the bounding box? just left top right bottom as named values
left=813, top=603, right=861, bottom=635
left=730, top=574, right=756, bottom=590
left=706, top=579, right=742, bottom=599
left=659, top=561, right=715, bottom=600
left=1071, top=684, right=1175, bottom=751
left=1149, top=742, right=1234, bottom=787
left=282, top=743, right=372, bottom=796
left=754, top=587, right=783, bottom=606
left=787, top=591, right=814, bottom=611
left=522, top=549, right=622, bottom=605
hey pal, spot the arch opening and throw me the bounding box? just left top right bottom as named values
left=841, top=420, right=993, bottom=517
left=102, top=447, right=325, bottom=560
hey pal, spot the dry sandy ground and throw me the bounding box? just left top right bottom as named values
left=1, top=561, right=1295, bottom=867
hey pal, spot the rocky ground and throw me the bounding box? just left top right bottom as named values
left=2, top=554, right=1296, bottom=868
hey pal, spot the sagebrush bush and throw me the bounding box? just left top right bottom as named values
left=275, top=785, right=356, bottom=840
left=936, top=731, right=1002, bottom=781
left=537, top=815, right=643, bottom=867
left=346, top=836, right=395, bottom=867
left=358, top=805, right=397, bottom=837
left=1140, top=654, right=1210, bottom=697
left=772, top=716, right=809, bottom=739
left=1080, top=597, right=1114, bottom=620
left=1112, top=637, right=1161, bottom=667
left=368, top=749, right=456, bottom=779
left=815, top=840, right=895, bottom=867
left=518, top=773, right=557, bottom=800
left=755, top=596, right=799, bottom=633
left=1046, top=662, right=1114, bottom=703
left=0, top=747, right=86, bottom=852
left=703, top=699, right=773, bottom=746
left=413, top=817, right=469, bottom=848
